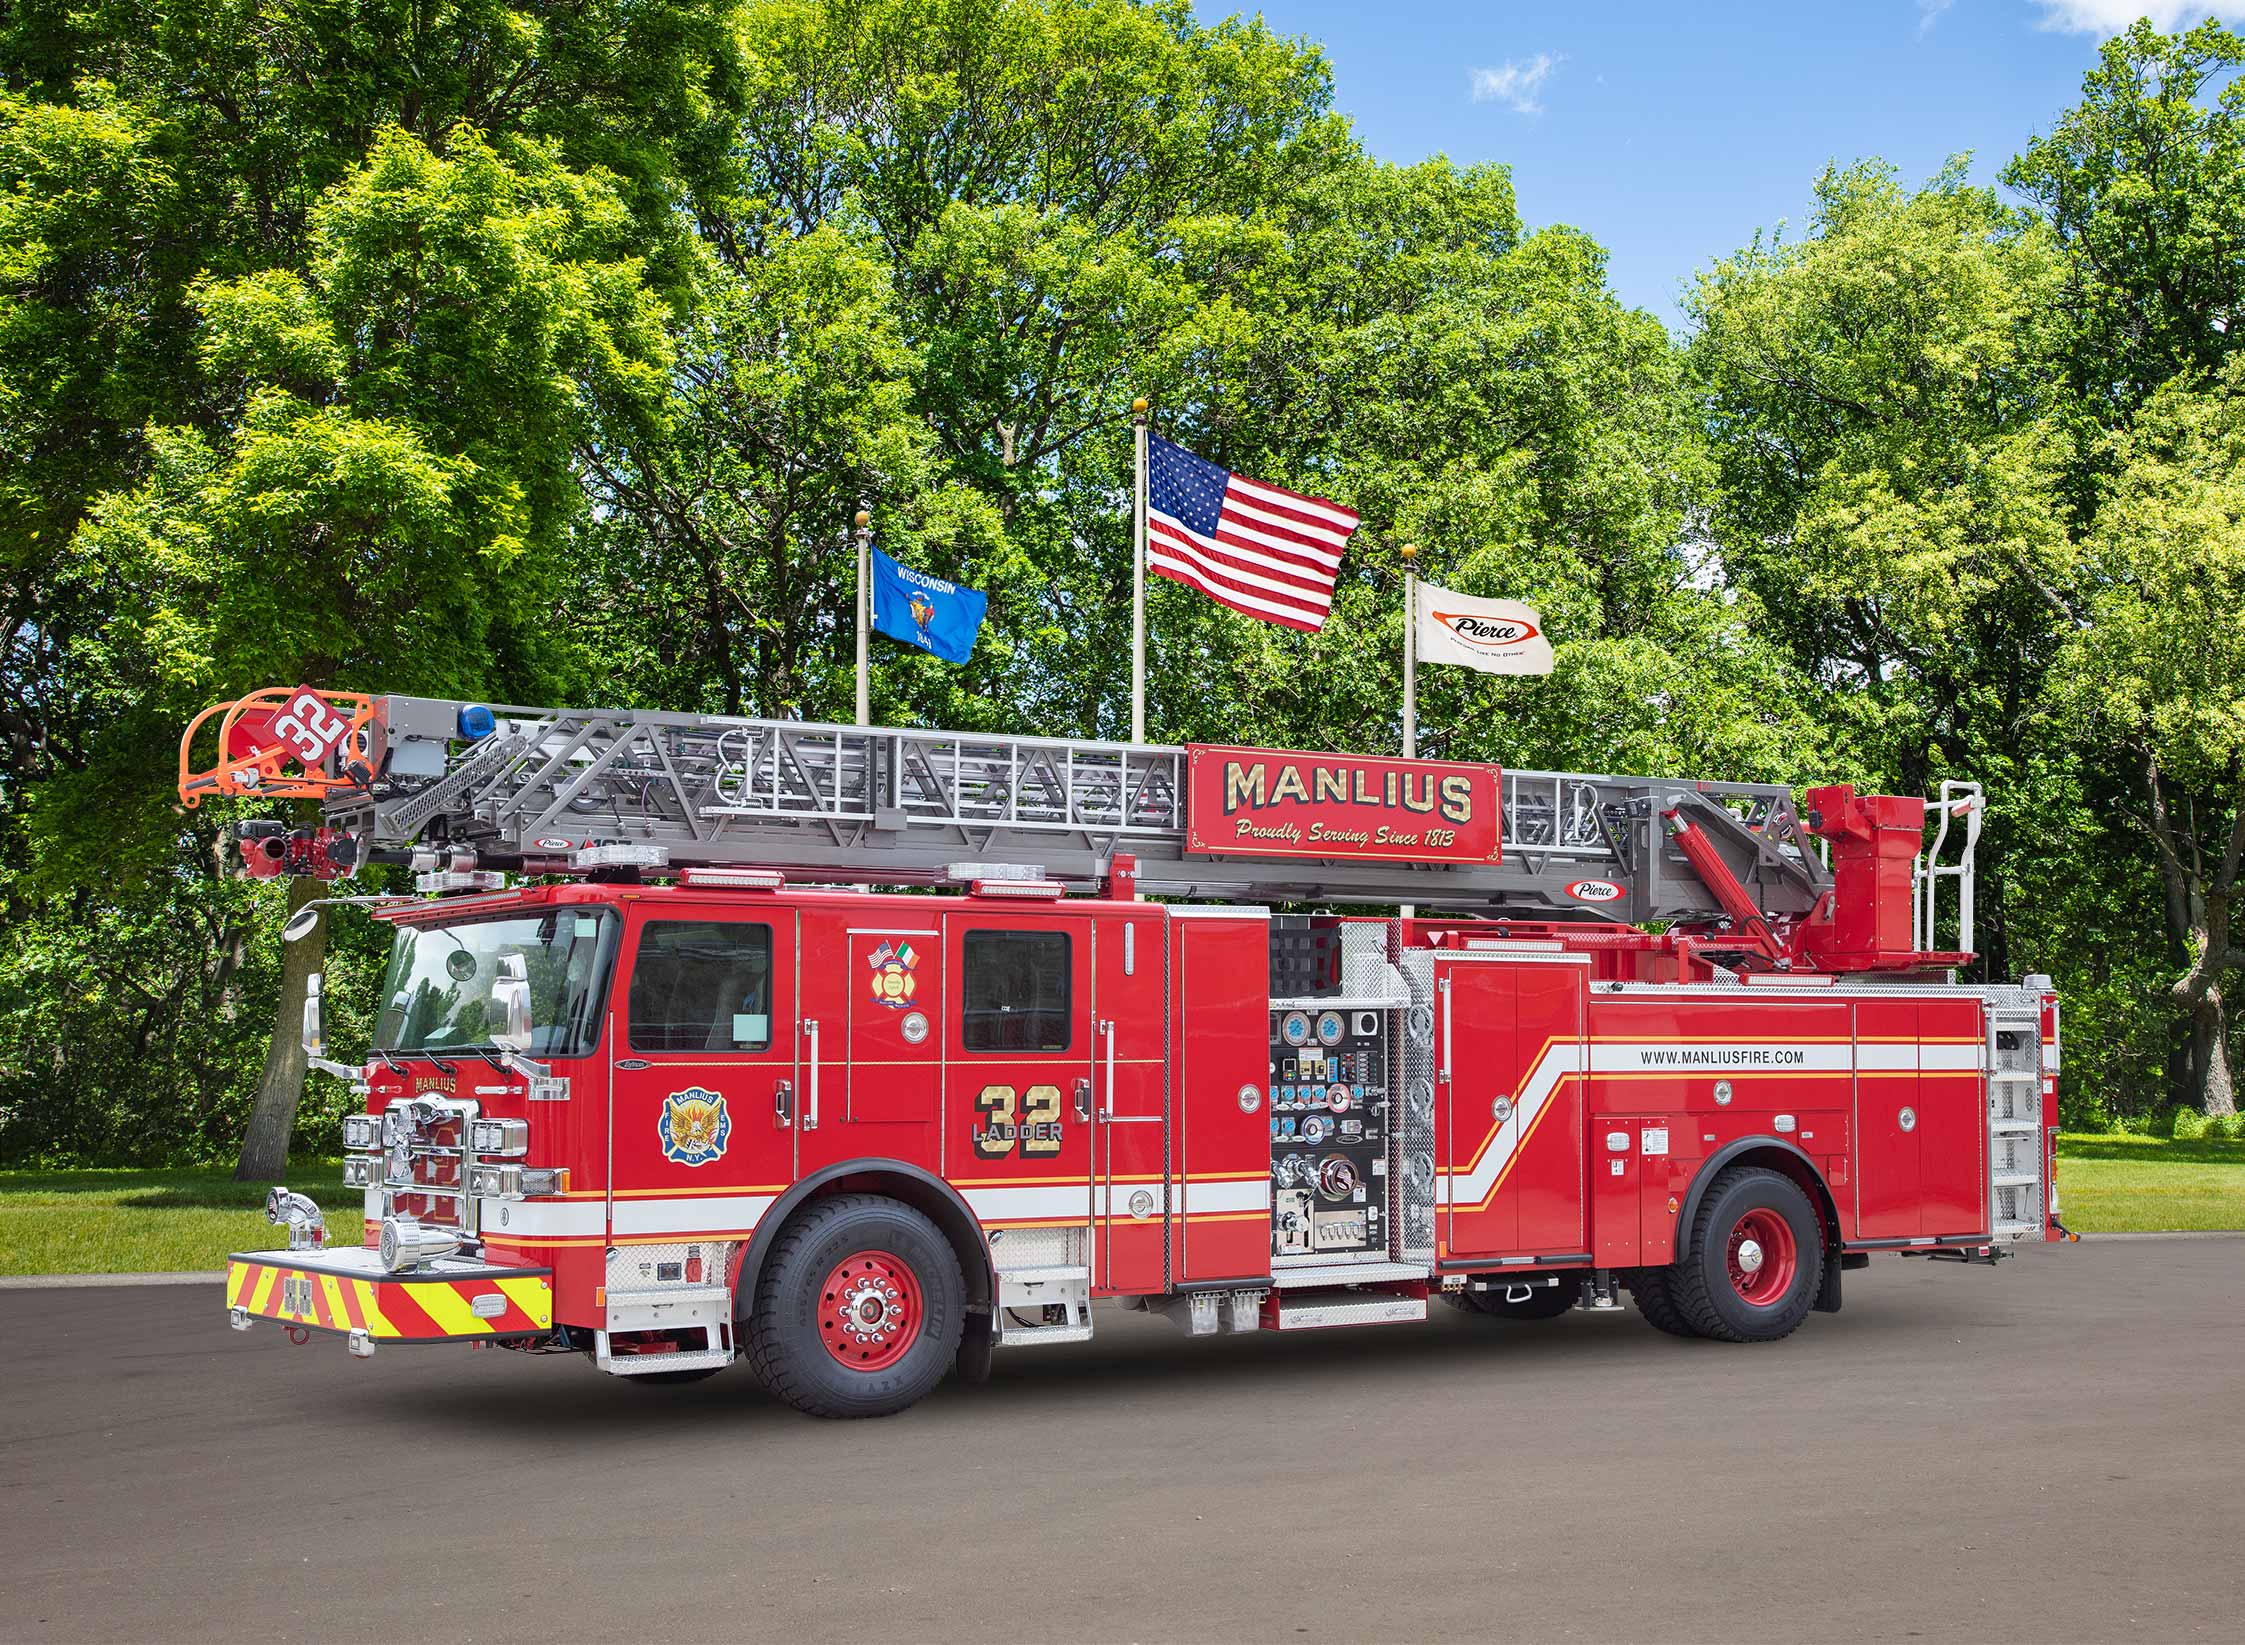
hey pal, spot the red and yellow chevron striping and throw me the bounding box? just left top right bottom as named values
left=226, top=1256, right=552, bottom=1341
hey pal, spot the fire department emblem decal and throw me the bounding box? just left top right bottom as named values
left=867, top=940, right=920, bottom=1009
left=659, top=1088, right=731, bottom=1167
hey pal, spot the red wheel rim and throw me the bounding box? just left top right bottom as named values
left=1726, top=1209, right=1797, bottom=1306
left=818, top=1250, right=924, bottom=1371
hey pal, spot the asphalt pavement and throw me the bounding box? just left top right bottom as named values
left=3, top=1237, right=2241, bottom=1643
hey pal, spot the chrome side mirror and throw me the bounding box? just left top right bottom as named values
left=302, top=972, right=327, bottom=1057
left=281, top=905, right=322, bottom=944
left=492, top=953, right=533, bottom=1052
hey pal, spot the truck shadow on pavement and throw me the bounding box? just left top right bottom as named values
left=346, top=1302, right=1882, bottom=1440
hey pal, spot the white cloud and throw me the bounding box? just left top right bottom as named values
left=1469, top=52, right=1563, bottom=115
left=1918, top=0, right=1956, bottom=36
left=2033, top=2, right=2245, bottom=32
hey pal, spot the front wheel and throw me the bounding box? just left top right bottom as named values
left=1663, top=1166, right=1823, bottom=1343
left=747, top=1194, right=965, bottom=1419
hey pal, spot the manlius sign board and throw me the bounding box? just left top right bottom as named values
left=1185, top=745, right=1502, bottom=864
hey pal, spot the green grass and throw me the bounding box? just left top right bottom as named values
left=2054, top=1132, right=2245, bottom=1233
left=0, top=1164, right=363, bottom=1277
left=0, top=1134, right=2237, bottom=1275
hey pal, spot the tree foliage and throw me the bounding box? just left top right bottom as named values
left=2, top=1, right=2242, bottom=1163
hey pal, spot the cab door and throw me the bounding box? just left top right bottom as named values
left=607, top=906, right=797, bottom=1248
left=943, top=912, right=1095, bottom=1274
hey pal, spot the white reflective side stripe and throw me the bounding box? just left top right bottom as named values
left=1185, top=1178, right=1269, bottom=1215
left=613, top=1195, right=774, bottom=1237
left=1920, top=1043, right=1982, bottom=1071
left=1589, top=1042, right=1854, bottom=1075
left=963, top=1184, right=1092, bottom=1222
left=488, top=1200, right=606, bottom=1238
left=1857, top=1042, right=1919, bottom=1071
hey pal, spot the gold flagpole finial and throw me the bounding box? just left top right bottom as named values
left=854, top=510, right=870, bottom=530
left=1131, top=397, right=1149, bottom=419
left=1399, top=542, right=1418, bottom=563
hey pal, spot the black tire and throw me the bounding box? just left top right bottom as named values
left=1450, top=1276, right=1582, bottom=1319
left=1624, top=1267, right=1700, bottom=1338
left=1664, top=1166, right=1824, bottom=1343
left=627, top=1365, right=725, bottom=1386
left=747, top=1193, right=965, bottom=1419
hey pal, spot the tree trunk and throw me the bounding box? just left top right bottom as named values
left=234, top=878, right=331, bottom=1181
left=2197, top=985, right=2237, bottom=1118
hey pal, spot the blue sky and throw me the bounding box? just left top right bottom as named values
left=1193, top=2, right=2243, bottom=327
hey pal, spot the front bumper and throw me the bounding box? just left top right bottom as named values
left=225, top=1247, right=554, bottom=1343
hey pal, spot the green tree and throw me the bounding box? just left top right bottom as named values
left=67, top=128, right=670, bottom=1174
left=1688, top=161, right=2075, bottom=978
left=2057, top=359, right=2245, bottom=1116
left=2005, top=18, right=2245, bottom=426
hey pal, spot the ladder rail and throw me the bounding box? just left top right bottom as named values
left=194, top=689, right=1837, bottom=920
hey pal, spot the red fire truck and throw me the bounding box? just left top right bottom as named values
left=185, top=688, right=2066, bottom=1418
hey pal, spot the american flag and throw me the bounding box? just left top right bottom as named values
left=1146, top=434, right=1359, bottom=632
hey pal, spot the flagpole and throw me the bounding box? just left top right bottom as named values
left=1131, top=397, right=1149, bottom=744
left=1399, top=542, right=1418, bottom=923
left=1400, top=543, right=1418, bottom=759
left=854, top=508, right=871, bottom=727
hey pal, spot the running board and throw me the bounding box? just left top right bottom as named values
left=1262, top=1287, right=1427, bottom=1332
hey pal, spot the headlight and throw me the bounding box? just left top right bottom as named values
left=341, top=1157, right=375, bottom=1188
left=470, top=1118, right=529, bottom=1156
left=341, top=1114, right=380, bottom=1151
left=469, top=1163, right=522, bottom=1199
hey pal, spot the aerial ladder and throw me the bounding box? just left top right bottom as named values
left=180, top=685, right=1985, bottom=975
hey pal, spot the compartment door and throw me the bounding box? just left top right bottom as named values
left=1094, top=913, right=1168, bottom=1294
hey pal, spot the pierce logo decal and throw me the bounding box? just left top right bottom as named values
left=1431, top=611, right=1542, bottom=650
left=659, top=1088, right=731, bottom=1167
left=1565, top=878, right=1624, bottom=904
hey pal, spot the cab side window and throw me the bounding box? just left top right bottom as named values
left=628, top=921, right=773, bottom=1053
left=961, top=930, right=1071, bottom=1052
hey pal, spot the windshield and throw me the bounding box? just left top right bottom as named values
left=374, top=909, right=616, bottom=1059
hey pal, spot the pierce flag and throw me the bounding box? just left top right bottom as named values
left=1414, top=582, right=1554, bottom=675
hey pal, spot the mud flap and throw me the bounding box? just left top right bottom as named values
left=1813, top=1247, right=1844, bottom=1314
left=954, top=1310, right=995, bottom=1384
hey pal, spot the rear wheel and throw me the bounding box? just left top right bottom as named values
left=1624, top=1268, right=1699, bottom=1338
left=747, top=1194, right=964, bottom=1419
left=1665, top=1166, right=1823, bottom=1343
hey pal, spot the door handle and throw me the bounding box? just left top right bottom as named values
left=1098, top=1019, right=1116, bottom=1119
left=1438, top=975, right=1453, bottom=1082
left=1073, top=1077, right=1093, bottom=1122
left=774, top=1078, right=794, bottom=1129
left=802, top=1019, right=819, bottom=1131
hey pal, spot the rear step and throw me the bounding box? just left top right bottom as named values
left=1261, top=1287, right=1427, bottom=1332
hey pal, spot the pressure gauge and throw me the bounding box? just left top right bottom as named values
left=1300, top=1114, right=1330, bottom=1145
left=1315, top=1010, right=1346, bottom=1046
left=1281, top=1011, right=1312, bottom=1048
